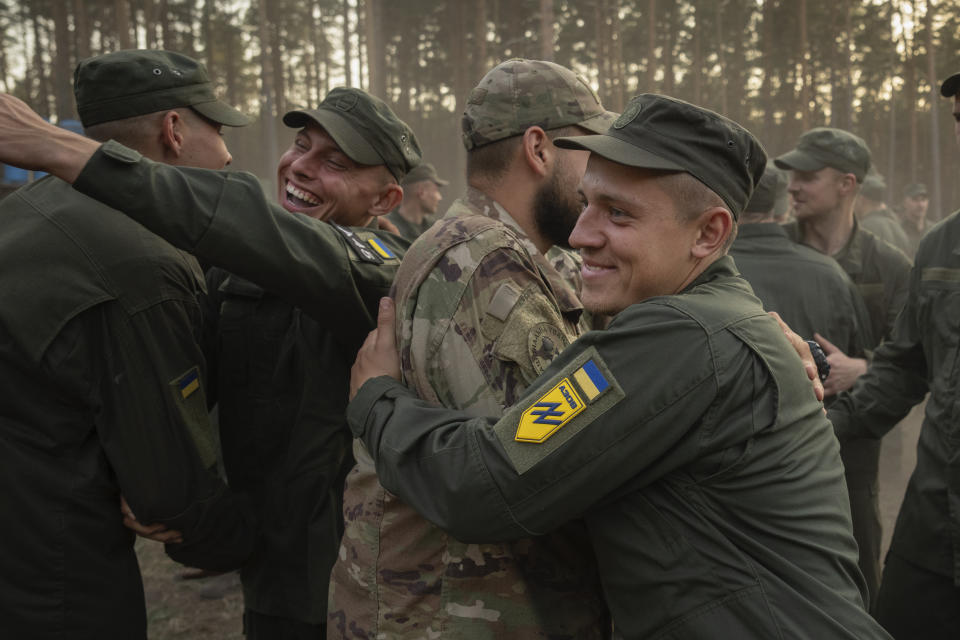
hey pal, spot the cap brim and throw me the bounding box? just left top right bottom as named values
left=192, top=99, right=252, bottom=127
left=942, top=73, right=960, bottom=98
left=773, top=149, right=825, bottom=173
left=432, top=178, right=450, bottom=186
left=577, top=110, right=619, bottom=135
left=555, top=134, right=686, bottom=172
left=283, top=109, right=382, bottom=166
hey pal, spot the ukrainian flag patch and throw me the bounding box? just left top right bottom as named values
left=178, top=368, right=200, bottom=399
left=367, top=237, right=396, bottom=259
left=573, top=359, right=610, bottom=401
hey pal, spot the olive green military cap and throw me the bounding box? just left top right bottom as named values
left=940, top=72, right=960, bottom=97
left=860, top=171, right=887, bottom=201
left=461, top=58, right=617, bottom=150
left=745, top=162, right=787, bottom=214
left=283, top=87, right=422, bottom=182
left=74, top=49, right=251, bottom=128
left=774, top=127, right=871, bottom=182
left=903, top=182, right=928, bottom=198
left=401, top=162, right=448, bottom=187
left=555, top=94, right=766, bottom=219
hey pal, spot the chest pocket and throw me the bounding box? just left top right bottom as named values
left=482, top=282, right=574, bottom=384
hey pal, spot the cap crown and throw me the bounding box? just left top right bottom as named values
left=74, top=49, right=249, bottom=127
left=284, top=87, right=421, bottom=181
left=609, top=94, right=766, bottom=217
left=462, top=58, right=613, bottom=149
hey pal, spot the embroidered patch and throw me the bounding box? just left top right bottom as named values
left=527, top=323, right=567, bottom=375
left=333, top=224, right=383, bottom=264
left=367, top=236, right=396, bottom=259
left=515, top=378, right=585, bottom=443
left=494, top=347, right=624, bottom=475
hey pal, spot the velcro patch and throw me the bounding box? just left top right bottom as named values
left=922, top=267, right=960, bottom=282
left=333, top=223, right=383, bottom=264
left=494, top=347, right=623, bottom=475
left=168, top=366, right=217, bottom=470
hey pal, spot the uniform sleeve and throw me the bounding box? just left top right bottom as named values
left=72, top=141, right=401, bottom=347
left=883, top=251, right=912, bottom=341
left=350, top=306, right=727, bottom=542
left=414, top=245, right=576, bottom=413
left=90, top=296, right=257, bottom=571
left=829, top=258, right=929, bottom=442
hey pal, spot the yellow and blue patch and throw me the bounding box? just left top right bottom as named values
left=515, top=359, right=611, bottom=443
left=367, top=237, right=396, bottom=260
left=573, top=359, right=610, bottom=401
left=178, top=368, right=200, bottom=399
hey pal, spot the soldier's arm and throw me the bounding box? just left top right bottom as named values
left=828, top=258, right=929, bottom=442
left=0, top=96, right=398, bottom=343
left=350, top=302, right=722, bottom=541
left=84, top=295, right=257, bottom=571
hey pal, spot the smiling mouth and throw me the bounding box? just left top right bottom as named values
left=285, top=182, right=320, bottom=207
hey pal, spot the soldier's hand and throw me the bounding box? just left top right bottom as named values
left=814, top=333, right=868, bottom=397
left=768, top=312, right=825, bottom=402
left=350, top=297, right=401, bottom=400
left=120, top=495, right=184, bottom=544
left=0, top=93, right=100, bottom=183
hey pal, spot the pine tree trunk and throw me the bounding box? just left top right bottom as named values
left=52, top=0, right=74, bottom=121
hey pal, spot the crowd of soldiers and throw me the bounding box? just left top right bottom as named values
left=0, top=46, right=956, bottom=640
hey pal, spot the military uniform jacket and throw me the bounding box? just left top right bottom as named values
left=349, top=257, right=890, bottom=639
left=69, top=141, right=408, bottom=625
left=202, top=269, right=358, bottom=624
left=860, top=206, right=911, bottom=256
left=730, top=223, right=874, bottom=354
left=829, top=210, right=960, bottom=585
left=901, top=216, right=932, bottom=258
left=785, top=219, right=910, bottom=349
left=0, top=177, right=256, bottom=639
left=329, top=188, right=609, bottom=639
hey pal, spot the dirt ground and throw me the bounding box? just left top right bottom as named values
left=136, top=401, right=927, bottom=639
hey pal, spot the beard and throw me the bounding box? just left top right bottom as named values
left=533, top=164, right=582, bottom=250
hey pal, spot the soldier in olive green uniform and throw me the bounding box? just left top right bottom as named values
left=827, top=73, right=960, bottom=640
left=775, top=128, right=912, bottom=604
left=856, top=172, right=912, bottom=255
left=0, top=51, right=258, bottom=639
left=385, top=161, right=448, bottom=241
left=203, top=89, right=418, bottom=639
left=329, top=59, right=615, bottom=639
left=348, top=94, right=891, bottom=640
left=898, top=182, right=933, bottom=257
left=731, top=162, right=874, bottom=355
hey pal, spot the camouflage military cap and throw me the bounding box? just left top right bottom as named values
left=744, top=162, right=787, bottom=214
left=461, top=59, right=617, bottom=150
left=555, top=94, right=766, bottom=219
left=940, top=72, right=960, bottom=97
left=774, top=127, right=871, bottom=182
left=401, top=161, right=449, bottom=187
left=74, top=49, right=251, bottom=128
left=284, top=87, right=422, bottom=181
left=903, top=182, right=928, bottom=198
left=860, top=171, right=887, bottom=201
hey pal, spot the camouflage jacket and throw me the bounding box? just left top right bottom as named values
left=328, top=188, right=609, bottom=639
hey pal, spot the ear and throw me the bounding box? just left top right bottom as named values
left=368, top=182, right=404, bottom=217
left=520, top=126, right=551, bottom=178
left=691, top=207, right=733, bottom=258
left=839, top=172, right=859, bottom=195
left=159, top=110, right=185, bottom=159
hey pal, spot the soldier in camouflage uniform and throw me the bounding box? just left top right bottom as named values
left=328, top=59, right=616, bottom=638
